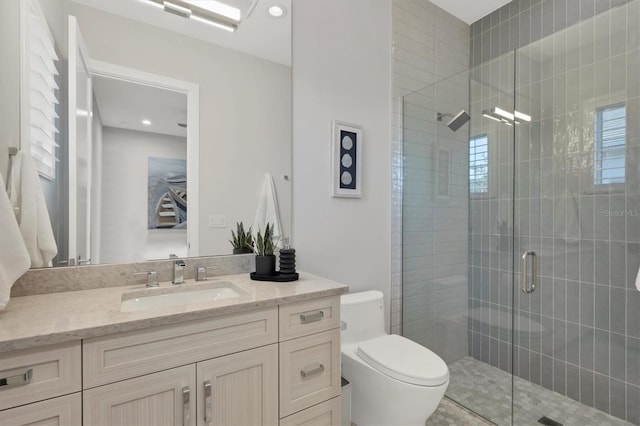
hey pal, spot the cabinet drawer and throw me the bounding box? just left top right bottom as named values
left=279, top=397, right=341, bottom=426
left=0, top=341, right=81, bottom=411
left=83, top=307, right=278, bottom=388
left=279, top=297, right=340, bottom=341
left=279, top=329, right=341, bottom=417
left=0, top=392, right=81, bottom=426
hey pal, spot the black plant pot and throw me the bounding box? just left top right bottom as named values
left=233, top=247, right=254, bottom=255
left=255, top=255, right=276, bottom=276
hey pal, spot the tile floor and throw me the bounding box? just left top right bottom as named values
left=426, top=397, right=494, bottom=425
left=444, top=357, right=631, bottom=426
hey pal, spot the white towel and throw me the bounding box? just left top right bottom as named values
left=636, top=267, right=640, bottom=291
left=252, top=173, right=284, bottom=248
left=8, top=152, right=57, bottom=268
left=0, top=172, right=30, bottom=309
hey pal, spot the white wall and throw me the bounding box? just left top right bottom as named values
left=64, top=3, right=292, bottom=257
left=292, top=0, right=393, bottom=329
left=99, top=127, right=187, bottom=263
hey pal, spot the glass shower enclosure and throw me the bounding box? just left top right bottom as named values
left=402, top=2, right=640, bottom=425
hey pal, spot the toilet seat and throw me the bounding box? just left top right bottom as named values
left=356, top=334, right=449, bottom=386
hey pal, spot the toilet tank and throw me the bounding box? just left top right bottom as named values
left=340, top=291, right=386, bottom=345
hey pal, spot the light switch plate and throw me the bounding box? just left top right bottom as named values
left=208, top=215, right=227, bottom=228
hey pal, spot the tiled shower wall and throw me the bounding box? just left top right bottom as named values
left=391, top=0, right=470, bottom=361
left=470, top=0, right=632, bottom=67
left=468, top=1, right=640, bottom=423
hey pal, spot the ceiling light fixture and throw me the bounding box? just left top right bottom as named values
left=142, top=119, right=152, bottom=126
left=182, top=0, right=241, bottom=21
left=144, top=0, right=238, bottom=32
left=514, top=111, right=532, bottom=122
left=190, top=14, right=236, bottom=32
left=163, top=0, right=191, bottom=17
left=493, top=107, right=515, bottom=121
left=268, top=5, right=286, bottom=18
left=140, top=0, right=164, bottom=9
left=481, top=109, right=502, bottom=123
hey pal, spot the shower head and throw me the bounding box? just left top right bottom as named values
left=437, top=110, right=471, bottom=132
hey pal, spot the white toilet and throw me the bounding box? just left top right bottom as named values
left=340, top=291, right=449, bottom=426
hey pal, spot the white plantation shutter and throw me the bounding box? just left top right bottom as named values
left=27, top=1, right=59, bottom=180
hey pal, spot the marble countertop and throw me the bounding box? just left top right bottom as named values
left=0, top=272, right=348, bottom=353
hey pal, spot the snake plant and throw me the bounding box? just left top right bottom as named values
left=229, top=222, right=254, bottom=250
left=255, top=223, right=275, bottom=256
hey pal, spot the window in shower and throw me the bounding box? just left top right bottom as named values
left=594, top=103, right=626, bottom=185
left=469, top=134, right=488, bottom=194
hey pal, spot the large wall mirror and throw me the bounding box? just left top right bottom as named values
left=5, top=0, right=291, bottom=267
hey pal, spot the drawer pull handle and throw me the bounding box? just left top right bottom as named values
left=300, top=311, right=324, bottom=324
left=300, top=364, right=325, bottom=378
left=0, top=369, right=33, bottom=390
left=182, top=386, right=191, bottom=426
left=203, top=380, right=212, bottom=424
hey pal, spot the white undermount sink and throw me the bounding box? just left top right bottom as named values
left=120, top=281, right=246, bottom=312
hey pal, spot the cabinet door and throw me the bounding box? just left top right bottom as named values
left=197, top=344, right=278, bottom=426
left=0, top=393, right=81, bottom=426
left=84, top=365, right=196, bottom=426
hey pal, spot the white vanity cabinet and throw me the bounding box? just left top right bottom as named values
left=0, top=341, right=82, bottom=426
left=196, top=345, right=278, bottom=425
left=0, top=393, right=82, bottom=426
left=83, top=307, right=279, bottom=426
left=1, top=294, right=343, bottom=426
left=278, top=297, right=342, bottom=425
left=84, top=365, right=197, bottom=426
left=83, top=345, right=278, bottom=426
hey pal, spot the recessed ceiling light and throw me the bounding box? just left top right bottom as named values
left=268, top=5, right=286, bottom=18
left=142, top=119, right=152, bottom=126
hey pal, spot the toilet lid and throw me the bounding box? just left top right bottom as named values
left=356, top=335, right=449, bottom=386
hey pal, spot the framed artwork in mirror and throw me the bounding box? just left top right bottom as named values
left=331, top=121, right=362, bottom=198
left=148, top=157, right=187, bottom=229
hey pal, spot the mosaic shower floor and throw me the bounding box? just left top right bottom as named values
left=445, top=357, right=630, bottom=426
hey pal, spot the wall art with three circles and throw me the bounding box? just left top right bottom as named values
left=331, top=121, right=362, bottom=198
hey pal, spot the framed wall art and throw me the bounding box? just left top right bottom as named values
left=331, top=121, right=362, bottom=198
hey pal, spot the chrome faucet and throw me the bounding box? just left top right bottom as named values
left=172, top=258, right=186, bottom=284
left=134, top=271, right=159, bottom=288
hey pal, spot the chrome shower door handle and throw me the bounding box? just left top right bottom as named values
left=521, top=251, right=537, bottom=294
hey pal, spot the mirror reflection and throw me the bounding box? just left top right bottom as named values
left=92, top=76, right=189, bottom=264
left=4, top=0, right=292, bottom=267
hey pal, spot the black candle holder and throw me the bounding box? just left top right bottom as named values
left=250, top=246, right=299, bottom=282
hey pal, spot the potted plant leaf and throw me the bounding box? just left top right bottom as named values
left=229, top=222, right=254, bottom=254
left=254, top=223, right=276, bottom=276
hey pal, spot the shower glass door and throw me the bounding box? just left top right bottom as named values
left=403, top=2, right=640, bottom=424
left=513, top=2, right=640, bottom=425
left=402, top=53, right=517, bottom=424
